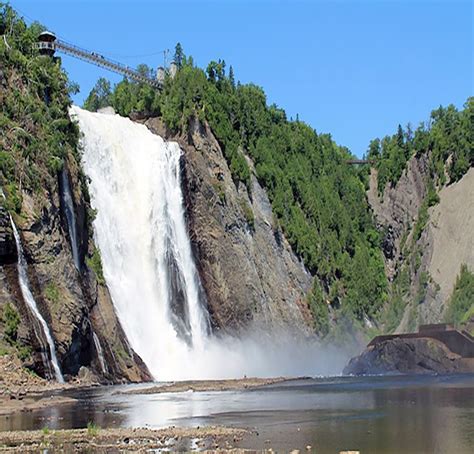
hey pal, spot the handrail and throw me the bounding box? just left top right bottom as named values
left=37, top=40, right=162, bottom=89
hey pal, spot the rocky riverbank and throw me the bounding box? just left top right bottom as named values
left=0, top=426, right=250, bottom=452
left=0, top=354, right=98, bottom=416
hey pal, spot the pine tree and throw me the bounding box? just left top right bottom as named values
left=174, top=42, right=184, bottom=69
left=229, top=65, right=235, bottom=88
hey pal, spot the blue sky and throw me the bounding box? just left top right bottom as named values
left=10, top=0, right=473, bottom=156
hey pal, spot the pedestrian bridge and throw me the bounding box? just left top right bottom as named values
left=37, top=31, right=162, bottom=89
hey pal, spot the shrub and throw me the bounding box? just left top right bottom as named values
left=445, top=264, right=474, bottom=326
left=2, top=303, right=20, bottom=345
left=86, top=248, right=105, bottom=285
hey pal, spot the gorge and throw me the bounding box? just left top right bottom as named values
left=0, top=5, right=472, bottom=387
left=71, top=106, right=344, bottom=380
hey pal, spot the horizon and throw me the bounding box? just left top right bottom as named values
left=9, top=0, right=473, bottom=157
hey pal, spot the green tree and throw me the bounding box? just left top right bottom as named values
left=83, top=78, right=112, bottom=112
left=229, top=65, right=235, bottom=88
left=174, top=42, right=184, bottom=69
left=445, top=264, right=474, bottom=326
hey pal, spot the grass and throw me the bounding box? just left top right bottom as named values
left=87, top=421, right=99, bottom=437
left=44, top=282, right=60, bottom=304
left=86, top=248, right=105, bottom=285
left=42, top=427, right=50, bottom=435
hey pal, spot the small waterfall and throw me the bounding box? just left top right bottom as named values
left=60, top=166, right=81, bottom=271
left=10, top=221, right=64, bottom=382
left=92, top=331, right=108, bottom=375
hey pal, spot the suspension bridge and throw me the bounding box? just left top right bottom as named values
left=36, top=31, right=164, bottom=88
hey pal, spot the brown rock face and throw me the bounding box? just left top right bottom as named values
left=145, top=116, right=313, bottom=333
left=0, top=157, right=150, bottom=383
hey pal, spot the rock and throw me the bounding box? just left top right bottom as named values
left=344, top=337, right=474, bottom=375
left=0, top=205, right=17, bottom=265
left=145, top=115, right=313, bottom=333
left=97, top=106, right=115, bottom=115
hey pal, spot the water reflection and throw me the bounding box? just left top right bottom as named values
left=1, top=374, right=473, bottom=453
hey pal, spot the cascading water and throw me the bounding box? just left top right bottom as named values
left=59, top=167, right=81, bottom=270
left=92, top=331, right=108, bottom=375
left=11, top=221, right=64, bottom=382
left=71, top=106, right=346, bottom=380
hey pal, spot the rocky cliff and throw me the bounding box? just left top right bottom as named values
left=368, top=155, right=474, bottom=332
left=145, top=116, right=313, bottom=334
left=0, top=159, right=150, bottom=383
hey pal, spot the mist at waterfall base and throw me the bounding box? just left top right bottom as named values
left=72, top=106, right=348, bottom=381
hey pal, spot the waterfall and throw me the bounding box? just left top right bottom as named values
left=59, top=166, right=81, bottom=271
left=10, top=221, right=64, bottom=383
left=71, top=106, right=346, bottom=380
left=92, top=331, right=108, bottom=375
left=72, top=106, right=209, bottom=380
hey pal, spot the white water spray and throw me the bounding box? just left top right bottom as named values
left=60, top=167, right=81, bottom=270
left=11, top=221, right=64, bottom=382
left=72, top=106, right=346, bottom=380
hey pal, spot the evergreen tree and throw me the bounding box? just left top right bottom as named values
left=83, top=77, right=112, bottom=112
left=229, top=65, right=235, bottom=88
left=174, top=42, right=184, bottom=69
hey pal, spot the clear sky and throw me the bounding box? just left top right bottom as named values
left=10, top=0, right=473, bottom=156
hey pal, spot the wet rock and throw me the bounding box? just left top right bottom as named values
left=0, top=205, right=17, bottom=265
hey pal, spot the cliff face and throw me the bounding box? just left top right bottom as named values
left=367, top=154, right=429, bottom=281
left=0, top=160, right=150, bottom=383
left=368, top=155, right=474, bottom=331
left=145, top=117, right=313, bottom=334
left=426, top=168, right=474, bottom=304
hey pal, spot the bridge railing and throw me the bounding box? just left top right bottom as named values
left=37, top=40, right=162, bottom=89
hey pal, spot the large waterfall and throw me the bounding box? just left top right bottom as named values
left=72, top=106, right=344, bottom=380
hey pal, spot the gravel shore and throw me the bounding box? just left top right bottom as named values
left=0, top=426, right=251, bottom=452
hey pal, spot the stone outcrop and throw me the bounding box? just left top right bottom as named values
left=344, top=336, right=474, bottom=375
left=367, top=154, right=429, bottom=281
left=145, top=116, right=313, bottom=333
left=0, top=205, right=16, bottom=264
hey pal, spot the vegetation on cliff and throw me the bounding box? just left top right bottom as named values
left=367, top=98, right=473, bottom=194
left=85, top=45, right=388, bottom=332
left=445, top=264, right=474, bottom=328
left=0, top=4, right=81, bottom=213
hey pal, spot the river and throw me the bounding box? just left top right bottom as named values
left=1, top=373, right=473, bottom=453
